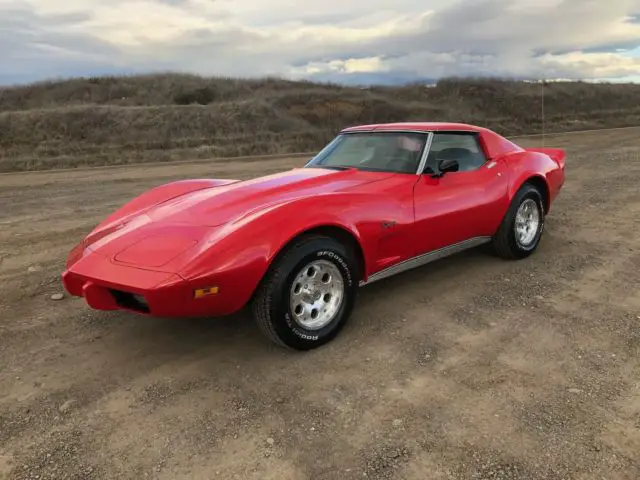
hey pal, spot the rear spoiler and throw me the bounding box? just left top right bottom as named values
left=525, top=147, right=566, bottom=169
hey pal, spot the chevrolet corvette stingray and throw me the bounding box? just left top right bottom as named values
left=62, top=122, right=566, bottom=350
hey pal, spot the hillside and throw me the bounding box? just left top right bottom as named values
left=1, top=74, right=640, bottom=172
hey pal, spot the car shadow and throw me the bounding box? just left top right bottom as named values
left=94, top=245, right=500, bottom=363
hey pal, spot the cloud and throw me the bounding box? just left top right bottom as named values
left=1, top=0, right=639, bottom=85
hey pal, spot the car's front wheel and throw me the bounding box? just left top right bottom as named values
left=251, top=234, right=359, bottom=350
left=492, top=182, right=545, bottom=259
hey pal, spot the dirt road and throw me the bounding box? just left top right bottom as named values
left=1, top=128, right=639, bottom=479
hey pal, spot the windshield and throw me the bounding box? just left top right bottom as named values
left=305, top=131, right=428, bottom=174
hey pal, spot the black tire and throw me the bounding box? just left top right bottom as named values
left=251, top=234, right=359, bottom=350
left=492, top=183, right=545, bottom=259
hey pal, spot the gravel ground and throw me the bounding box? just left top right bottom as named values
left=1, top=127, right=639, bottom=479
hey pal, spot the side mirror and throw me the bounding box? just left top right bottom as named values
left=430, top=158, right=459, bottom=177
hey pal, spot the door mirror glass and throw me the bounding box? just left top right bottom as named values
left=438, top=158, right=459, bottom=174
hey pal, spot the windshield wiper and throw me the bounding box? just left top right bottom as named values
left=319, top=165, right=353, bottom=171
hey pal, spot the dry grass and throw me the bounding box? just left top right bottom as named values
left=1, top=74, right=640, bottom=172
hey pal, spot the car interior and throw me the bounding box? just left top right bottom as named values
left=424, top=147, right=487, bottom=173
left=360, top=136, right=423, bottom=173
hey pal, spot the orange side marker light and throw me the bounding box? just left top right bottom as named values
left=194, top=286, right=219, bottom=298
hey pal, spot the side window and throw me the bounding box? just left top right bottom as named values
left=426, top=132, right=488, bottom=173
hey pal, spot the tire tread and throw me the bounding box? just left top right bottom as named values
left=492, top=212, right=519, bottom=259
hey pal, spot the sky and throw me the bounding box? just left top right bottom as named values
left=1, top=0, right=640, bottom=85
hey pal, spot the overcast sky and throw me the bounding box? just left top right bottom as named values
left=1, top=0, right=639, bottom=85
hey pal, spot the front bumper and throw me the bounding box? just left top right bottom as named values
left=62, top=250, right=243, bottom=318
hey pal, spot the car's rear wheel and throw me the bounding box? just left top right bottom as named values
left=251, top=234, right=359, bottom=350
left=492, top=183, right=545, bottom=259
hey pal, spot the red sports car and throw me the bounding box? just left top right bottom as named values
left=62, top=122, right=566, bottom=350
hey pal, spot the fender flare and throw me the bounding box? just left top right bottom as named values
left=266, top=222, right=368, bottom=281
left=509, top=173, right=551, bottom=213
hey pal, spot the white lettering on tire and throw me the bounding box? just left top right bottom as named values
left=292, top=329, right=319, bottom=341
left=316, top=250, right=353, bottom=286
left=285, top=311, right=319, bottom=341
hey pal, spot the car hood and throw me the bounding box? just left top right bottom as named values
left=78, top=167, right=390, bottom=271
left=143, top=167, right=387, bottom=227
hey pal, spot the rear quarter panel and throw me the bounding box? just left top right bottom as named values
left=501, top=150, right=565, bottom=210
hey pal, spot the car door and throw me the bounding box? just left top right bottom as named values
left=412, top=131, right=510, bottom=256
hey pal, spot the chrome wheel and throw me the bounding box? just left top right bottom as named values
left=289, top=259, right=345, bottom=330
left=514, top=198, right=540, bottom=247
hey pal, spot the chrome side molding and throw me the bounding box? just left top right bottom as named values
left=359, top=236, right=492, bottom=286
